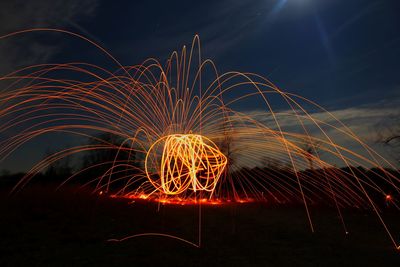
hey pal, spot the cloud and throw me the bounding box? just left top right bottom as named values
left=115, top=0, right=287, bottom=64
left=247, top=96, right=399, bottom=130
left=0, top=0, right=99, bottom=75
left=0, top=0, right=99, bottom=173
left=243, top=96, right=400, bottom=167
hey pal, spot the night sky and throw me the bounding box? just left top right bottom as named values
left=0, top=0, right=399, bottom=172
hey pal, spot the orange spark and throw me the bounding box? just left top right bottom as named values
left=145, top=134, right=227, bottom=196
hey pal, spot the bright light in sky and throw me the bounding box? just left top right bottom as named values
left=271, top=0, right=288, bottom=15
left=271, top=0, right=311, bottom=15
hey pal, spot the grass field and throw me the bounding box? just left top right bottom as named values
left=1, top=185, right=399, bottom=266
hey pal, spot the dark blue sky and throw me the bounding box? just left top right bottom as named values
left=1, top=0, right=399, bottom=108
left=66, top=0, right=400, bottom=109
left=0, top=0, right=399, bottom=172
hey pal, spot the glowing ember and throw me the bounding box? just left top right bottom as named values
left=145, top=134, right=227, bottom=196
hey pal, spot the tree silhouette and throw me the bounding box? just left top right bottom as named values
left=79, top=132, right=141, bottom=192
left=379, top=123, right=400, bottom=164
left=300, top=140, right=322, bottom=171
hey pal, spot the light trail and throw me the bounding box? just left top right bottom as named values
left=0, top=29, right=399, bottom=250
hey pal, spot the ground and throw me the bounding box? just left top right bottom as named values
left=0, top=185, right=399, bottom=266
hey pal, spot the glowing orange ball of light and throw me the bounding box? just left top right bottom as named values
left=145, top=134, right=227, bottom=196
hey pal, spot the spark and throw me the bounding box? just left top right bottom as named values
left=145, top=134, right=227, bottom=197
left=0, top=30, right=399, bottom=249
